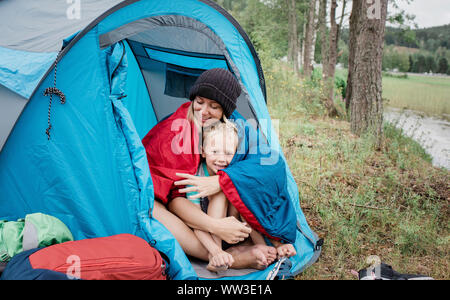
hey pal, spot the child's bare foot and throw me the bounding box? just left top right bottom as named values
left=206, top=250, right=234, bottom=273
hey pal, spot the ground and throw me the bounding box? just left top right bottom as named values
left=264, top=64, right=449, bottom=279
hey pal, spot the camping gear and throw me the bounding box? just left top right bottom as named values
left=0, top=213, right=74, bottom=262
left=0, top=0, right=322, bottom=279
left=0, top=234, right=167, bottom=280
left=356, top=262, right=434, bottom=280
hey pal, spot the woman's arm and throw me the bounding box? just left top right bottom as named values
left=175, top=173, right=221, bottom=199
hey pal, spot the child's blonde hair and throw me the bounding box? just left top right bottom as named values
left=202, top=119, right=239, bottom=153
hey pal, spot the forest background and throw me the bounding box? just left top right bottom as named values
left=212, top=0, right=449, bottom=280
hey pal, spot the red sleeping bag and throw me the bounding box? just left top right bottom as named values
left=142, top=101, right=200, bottom=204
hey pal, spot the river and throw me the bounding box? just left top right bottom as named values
left=384, top=107, right=450, bottom=170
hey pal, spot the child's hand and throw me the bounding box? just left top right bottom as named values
left=276, top=244, right=296, bottom=258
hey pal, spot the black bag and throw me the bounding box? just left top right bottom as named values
left=358, top=262, right=434, bottom=280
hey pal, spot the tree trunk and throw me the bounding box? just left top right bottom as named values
left=345, top=0, right=361, bottom=114
left=336, top=0, right=347, bottom=55
left=287, top=0, right=299, bottom=75
left=303, top=0, right=317, bottom=77
left=323, top=0, right=339, bottom=117
left=318, top=0, right=328, bottom=73
left=338, top=0, right=347, bottom=38
left=311, top=4, right=319, bottom=67
left=349, top=0, right=388, bottom=149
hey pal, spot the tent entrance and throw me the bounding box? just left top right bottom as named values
left=100, top=15, right=258, bottom=126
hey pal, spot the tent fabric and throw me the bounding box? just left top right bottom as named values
left=121, top=41, right=158, bottom=139
left=99, top=15, right=224, bottom=56
left=0, top=0, right=320, bottom=280
left=0, top=85, right=28, bottom=152
left=0, top=0, right=125, bottom=53
left=0, top=47, right=57, bottom=99
left=144, top=47, right=229, bottom=71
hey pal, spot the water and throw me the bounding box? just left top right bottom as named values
left=384, top=107, right=450, bottom=170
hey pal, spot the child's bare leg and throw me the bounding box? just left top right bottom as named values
left=193, top=228, right=234, bottom=272
left=203, top=191, right=237, bottom=271
left=228, top=203, right=240, bottom=220
left=207, top=191, right=229, bottom=246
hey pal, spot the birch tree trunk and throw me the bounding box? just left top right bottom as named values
left=319, top=0, right=328, bottom=74
left=348, top=0, right=388, bottom=149
left=287, top=0, right=299, bottom=75
left=303, top=0, right=317, bottom=77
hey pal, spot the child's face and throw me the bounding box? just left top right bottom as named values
left=202, top=134, right=237, bottom=174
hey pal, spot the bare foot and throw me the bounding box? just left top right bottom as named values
left=206, top=250, right=234, bottom=273
left=227, top=244, right=277, bottom=270
left=254, top=244, right=277, bottom=265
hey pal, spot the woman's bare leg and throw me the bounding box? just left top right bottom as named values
left=152, top=200, right=209, bottom=261
left=156, top=197, right=274, bottom=270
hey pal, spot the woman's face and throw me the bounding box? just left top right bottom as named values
left=193, top=96, right=224, bottom=126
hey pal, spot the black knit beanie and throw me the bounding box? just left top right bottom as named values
left=189, top=68, right=242, bottom=117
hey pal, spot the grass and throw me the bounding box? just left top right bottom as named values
left=264, top=60, right=450, bottom=280
left=335, top=67, right=450, bottom=117
left=382, top=74, right=450, bottom=117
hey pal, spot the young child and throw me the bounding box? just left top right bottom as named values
left=187, top=120, right=296, bottom=272
left=184, top=120, right=238, bottom=271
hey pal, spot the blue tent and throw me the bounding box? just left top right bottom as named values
left=0, top=0, right=321, bottom=280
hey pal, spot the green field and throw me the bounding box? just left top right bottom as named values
left=382, top=74, right=450, bottom=117
left=334, top=68, right=450, bottom=117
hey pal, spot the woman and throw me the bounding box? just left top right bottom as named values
left=142, top=68, right=295, bottom=270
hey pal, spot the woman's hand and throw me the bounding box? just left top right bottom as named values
left=175, top=173, right=221, bottom=199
